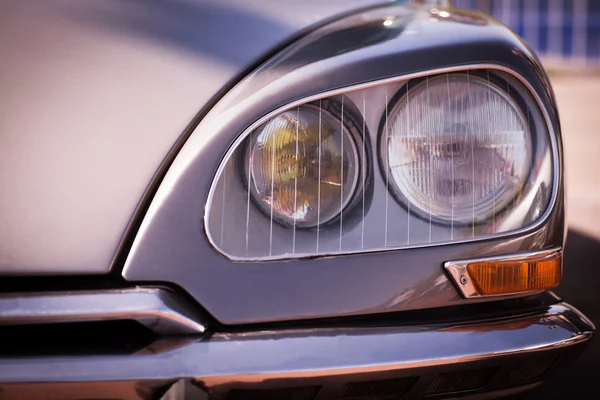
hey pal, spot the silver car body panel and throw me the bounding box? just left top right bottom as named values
left=123, top=5, right=565, bottom=324
left=0, top=0, right=392, bottom=273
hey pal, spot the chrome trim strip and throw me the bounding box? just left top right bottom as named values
left=444, top=248, right=562, bottom=298
left=0, top=288, right=206, bottom=335
left=204, top=63, right=560, bottom=261
left=0, top=302, right=592, bottom=386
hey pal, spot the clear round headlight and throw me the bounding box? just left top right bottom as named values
left=245, top=104, right=360, bottom=228
left=383, top=73, right=532, bottom=224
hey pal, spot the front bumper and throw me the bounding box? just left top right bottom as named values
left=0, top=301, right=593, bottom=400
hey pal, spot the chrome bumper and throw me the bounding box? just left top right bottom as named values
left=0, top=301, right=593, bottom=399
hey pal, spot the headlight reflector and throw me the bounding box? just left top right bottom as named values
left=384, top=74, right=531, bottom=224
left=245, top=104, right=360, bottom=228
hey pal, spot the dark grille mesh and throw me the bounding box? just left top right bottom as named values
left=341, top=376, right=418, bottom=400
left=504, top=357, right=558, bottom=384
left=226, top=385, right=321, bottom=400
left=425, top=367, right=499, bottom=395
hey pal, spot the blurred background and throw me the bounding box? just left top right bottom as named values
left=455, top=1, right=600, bottom=398
left=456, top=0, right=600, bottom=66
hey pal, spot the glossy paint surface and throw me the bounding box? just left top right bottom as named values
left=124, top=5, right=565, bottom=324
left=0, top=0, right=392, bottom=273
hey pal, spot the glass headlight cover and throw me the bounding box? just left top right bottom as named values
left=245, top=105, right=360, bottom=228
left=383, top=74, right=532, bottom=225
left=206, top=68, right=554, bottom=260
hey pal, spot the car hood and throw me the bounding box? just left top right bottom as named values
left=0, top=0, right=393, bottom=273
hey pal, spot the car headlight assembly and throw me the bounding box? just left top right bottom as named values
left=244, top=103, right=361, bottom=229
left=382, top=73, right=532, bottom=226
left=206, top=68, right=554, bottom=260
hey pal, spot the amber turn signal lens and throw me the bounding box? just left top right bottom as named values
left=466, top=253, right=562, bottom=296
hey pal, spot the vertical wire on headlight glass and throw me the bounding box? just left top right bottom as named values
left=467, top=71, right=475, bottom=237
left=487, top=70, right=495, bottom=233
left=361, top=92, right=366, bottom=249
left=406, top=81, right=411, bottom=244
left=339, top=96, right=344, bottom=251
left=447, top=73, right=455, bottom=239
left=269, top=120, right=276, bottom=256
left=221, top=156, right=226, bottom=248
left=490, top=77, right=506, bottom=233
left=506, top=73, right=513, bottom=215
left=316, top=99, right=322, bottom=252
left=246, top=129, right=252, bottom=256
left=384, top=87, right=389, bottom=247
left=293, top=106, right=299, bottom=253
left=507, top=72, right=517, bottom=214
left=426, top=76, right=432, bottom=243
left=526, top=106, right=531, bottom=219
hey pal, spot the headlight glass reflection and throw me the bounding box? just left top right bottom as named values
left=245, top=104, right=359, bottom=228
left=384, top=74, right=531, bottom=224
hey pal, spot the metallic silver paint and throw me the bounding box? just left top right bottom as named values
left=0, top=302, right=592, bottom=386
left=123, top=5, right=566, bottom=324
left=444, top=247, right=562, bottom=298
left=0, top=287, right=206, bottom=334
left=0, top=0, right=392, bottom=273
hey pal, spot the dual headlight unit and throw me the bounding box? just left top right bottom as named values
left=207, top=67, right=556, bottom=282
left=248, top=73, right=530, bottom=230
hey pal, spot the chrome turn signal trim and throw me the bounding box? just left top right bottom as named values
left=0, top=288, right=206, bottom=335
left=444, top=248, right=563, bottom=299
